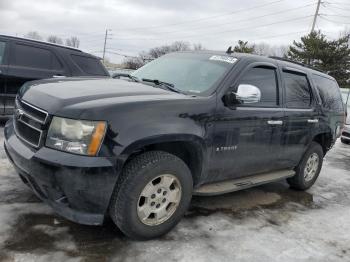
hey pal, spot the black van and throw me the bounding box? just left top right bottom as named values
left=4, top=51, right=345, bottom=240
left=0, top=35, right=109, bottom=116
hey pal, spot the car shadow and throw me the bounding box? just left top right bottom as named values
left=2, top=181, right=314, bottom=260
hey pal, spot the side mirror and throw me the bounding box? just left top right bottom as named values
left=224, top=84, right=261, bottom=107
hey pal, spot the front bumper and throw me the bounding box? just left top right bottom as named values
left=4, top=119, right=118, bottom=225
left=341, top=124, right=350, bottom=141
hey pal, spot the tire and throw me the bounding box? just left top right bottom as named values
left=341, top=138, right=350, bottom=144
left=287, top=142, right=324, bottom=191
left=109, top=151, right=193, bottom=240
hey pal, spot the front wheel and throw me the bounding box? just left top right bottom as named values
left=341, top=138, right=350, bottom=144
left=287, top=142, right=324, bottom=191
left=109, top=151, right=193, bottom=240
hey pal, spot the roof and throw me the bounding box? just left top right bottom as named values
left=0, top=34, right=82, bottom=52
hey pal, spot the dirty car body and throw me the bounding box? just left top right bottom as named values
left=3, top=52, right=345, bottom=237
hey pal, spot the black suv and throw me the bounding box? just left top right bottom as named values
left=4, top=51, right=345, bottom=240
left=0, top=35, right=109, bottom=116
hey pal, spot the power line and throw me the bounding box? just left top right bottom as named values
left=116, top=2, right=317, bottom=37
left=324, top=4, right=350, bottom=11
left=319, top=15, right=350, bottom=24
left=90, top=50, right=137, bottom=58
left=325, top=6, right=350, bottom=16
left=107, top=15, right=313, bottom=41
left=325, top=1, right=350, bottom=7
left=114, top=0, right=290, bottom=31
left=252, top=30, right=309, bottom=41
left=323, top=14, right=350, bottom=18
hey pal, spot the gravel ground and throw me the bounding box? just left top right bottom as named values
left=0, top=123, right=350, bottom=262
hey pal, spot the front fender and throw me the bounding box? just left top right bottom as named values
left=120, top=134, right=207, bottom=156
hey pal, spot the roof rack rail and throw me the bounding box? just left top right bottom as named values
left=269, top=56, right=325, bottom=73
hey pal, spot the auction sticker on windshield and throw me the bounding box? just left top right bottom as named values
left=209, top=55, right=237, bottom=64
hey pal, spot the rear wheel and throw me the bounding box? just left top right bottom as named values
left=109, top=151, right=193, bottom=240
left=287, top=142, right=323, bottom=190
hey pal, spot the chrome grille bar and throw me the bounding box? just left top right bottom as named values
left=14, top=97, right=48, bottom=148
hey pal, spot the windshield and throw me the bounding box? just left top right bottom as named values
left=132, top=53, right=236, bottom=94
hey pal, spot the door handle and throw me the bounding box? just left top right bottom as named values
left=307, top=119, right=319, bottom=123
left=267, top=120, right=283, bottom=125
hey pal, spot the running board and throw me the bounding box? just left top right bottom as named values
left=193, top=169, right=295, bottom=196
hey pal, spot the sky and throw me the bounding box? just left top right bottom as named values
left=0, top=0, right=349, bottom=63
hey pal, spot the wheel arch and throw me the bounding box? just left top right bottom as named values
left=119, top=135, right=206, bottom=186
left=312, top=132, right=333, bottom=155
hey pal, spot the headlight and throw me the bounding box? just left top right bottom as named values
left=46, top=117, right=107, bottom=156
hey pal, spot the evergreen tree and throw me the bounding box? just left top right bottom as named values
left=288, top=31, right=350, bottom=87
left=233, top=40, right=255, bottom=54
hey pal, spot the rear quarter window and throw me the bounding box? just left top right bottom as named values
left=71, top=54, right=107, bottom=76
left=312, top=74, right=344, bottom=112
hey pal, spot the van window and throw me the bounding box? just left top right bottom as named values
left=312, top=74, right=344, bottom=112
left=238, top=67, right=278, bottom=107
left=283, top=71, right=312, bottom=108
left=0, top=41, right=6, bottom=64
left=12, top=43, right=62, bottom=70
left=71, top=54, right=107, bottom=75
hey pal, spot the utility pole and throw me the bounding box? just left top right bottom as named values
left=311, top=0, right=322, bottom=33
left=102, top=29, right=111, bottom=64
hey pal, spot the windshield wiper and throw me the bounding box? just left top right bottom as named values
left=112, top=73, right=140, bottom=82
left=142, top=78, right=185, bottom=94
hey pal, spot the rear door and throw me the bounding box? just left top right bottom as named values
left=281, top=67, right=318, bottom=167
left=5, top=41, right=66, bottom=115
left=0, top=38, right=10, bottom=115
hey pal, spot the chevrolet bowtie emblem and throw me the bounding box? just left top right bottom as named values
left=14, top=108, right=24, bottom=119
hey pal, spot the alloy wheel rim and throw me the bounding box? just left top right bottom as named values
left=304, top=153, right=319, bottom=182
left=137, top=174, right=182, bottom=226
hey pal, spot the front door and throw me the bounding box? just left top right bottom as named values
left=208, top=63, right=284, bottom=183
left=0, top=39, right=9, bottom=115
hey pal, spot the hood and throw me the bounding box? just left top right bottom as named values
left=19, top=78, right=187, bottom=116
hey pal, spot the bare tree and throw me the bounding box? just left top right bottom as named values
left=193, top=43, right=205, bottom=50
left=66, top=36, right=80, bottom=48
left=123, top=57, right=145, bottom=70
left=47, top=35, right=63, bottom=45
left=25, top=31, right=42, bottom=41
left=149, top=41, right=191, bottom=59
left=254, top=43, right=289, bottom=57
left=122, top=41, right=204, bottom=69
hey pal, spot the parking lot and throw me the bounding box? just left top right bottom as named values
left=0, top=123, right=349, bottom=262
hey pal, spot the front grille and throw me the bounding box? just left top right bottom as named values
left=14, top=97, right=48, bottom=148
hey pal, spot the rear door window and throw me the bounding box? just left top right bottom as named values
left=312, top=74, right=344, bottom=112
left=283, top=71, right=312, bottom=108
left=0, top=41, right=6, bottom=64
left=11, top=43, right=62, bottom=70
left=71, top=54, right=107, bottom=76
